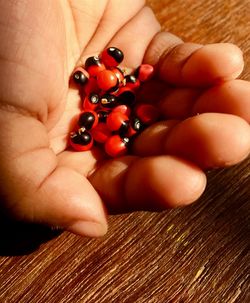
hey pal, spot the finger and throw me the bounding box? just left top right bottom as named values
left=106, top=6, right=161, bottom=67
left=0, top=111, right=107, bottom=237
left=143, top=31, right=183, bottom=65
left=164, top=113, right=250, bottom=168
left=158, top=87, right=201, bottom=119
left=88, top=156, right=137, bottom=212
left=153, top=79, right=250, bottom=121
left=68, top=0, right=108, bottom=53
left=133, top=114, right=250, bottom=168
left=180, top=44, right=244, bottom=86
left=57, top=147, right=107, bottom=177
left=136, top=79, right=170, bottom=103
left=81, top=0, right=145, bottom=58
left=136, top=80, right=201, bottom=120
left=132, top=120, right=179, bottom=156
left=192, top=80, right=250, bottom=122
left=144, top=32, right=244, bottom=86
left=89, top=155, right=206, bottom=212
left=77, top=6, right=160, bottom=71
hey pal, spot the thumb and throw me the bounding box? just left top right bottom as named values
left=0, top=111, right=107, bottom=237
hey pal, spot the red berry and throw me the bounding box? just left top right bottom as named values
left=97, top=70, right=119, bottom=92
left=105, top=135, right=129, bottom=157
left=101, top=47, right=124, bottom=68
left=110, top=67, right=125, bottom=86
left=70, top=129, right=93, bottom=151
left=106, top=111, right=129, bottom=132
left=84, top=77, right=100, bottom=95
left=91, top=123, right=111, bottom=143
left=135, top=104, right=160, bottom=125
left=134, top=64, right=154, bottom=82
left=85, top=56, right=105, bottom=77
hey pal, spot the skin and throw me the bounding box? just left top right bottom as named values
left=0, top=0, right=249, bottom=237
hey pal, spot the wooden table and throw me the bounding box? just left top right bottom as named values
left=0, top=1, right=249, bottom=302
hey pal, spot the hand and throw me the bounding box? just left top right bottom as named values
left=0, top=0, right=249, bottom=237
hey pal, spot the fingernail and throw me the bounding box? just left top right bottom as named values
left=68, top=221, right=108, bottom=237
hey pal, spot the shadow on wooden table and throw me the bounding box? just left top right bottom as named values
left=0, top=217, right=61, bottom=256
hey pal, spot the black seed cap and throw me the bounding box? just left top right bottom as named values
left=78, top=112, right=96, bottom=130
left=71, top=131, right=92, bottom=145
left=125, top=75, right=137, bottom=84
left=107, top=47, right=124, bottom=64
left=89, top=93, right=99, bottom=104
left=85, top=56, right=102, bottom=68
left=133, top=66, right=140, bottom=78
left=73, top=71, right=88, bottom=85
left=119, top=120, right=130, bottom=138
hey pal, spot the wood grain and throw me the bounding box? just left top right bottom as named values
left=0, top=1, right=249, bottom=302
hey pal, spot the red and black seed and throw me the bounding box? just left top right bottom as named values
left=78, top=111, right=98, bottom=130
left=104, top=135, right=129, bottom=158
left=133, top=64, right=154, bottom=82
left=73, top=69, right=89, bottom=86
left=85, top=56, right=105, bottom=77
left=70, top=129, right=93, bottom=151
left=101, top=47, right=124, bottom=67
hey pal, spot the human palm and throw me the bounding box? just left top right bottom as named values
left=0, top=0, right=249, bottom=237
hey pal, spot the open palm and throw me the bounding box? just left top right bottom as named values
left=0, top=0, right=249, bottom=237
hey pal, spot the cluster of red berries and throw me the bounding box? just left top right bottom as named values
left=70, top=47, right=159, bottom=157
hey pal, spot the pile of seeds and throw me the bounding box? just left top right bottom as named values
left=70, top=47, right=159, bottom=157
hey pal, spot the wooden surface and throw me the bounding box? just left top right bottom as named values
left=0, top=0, right=250, bottom=302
